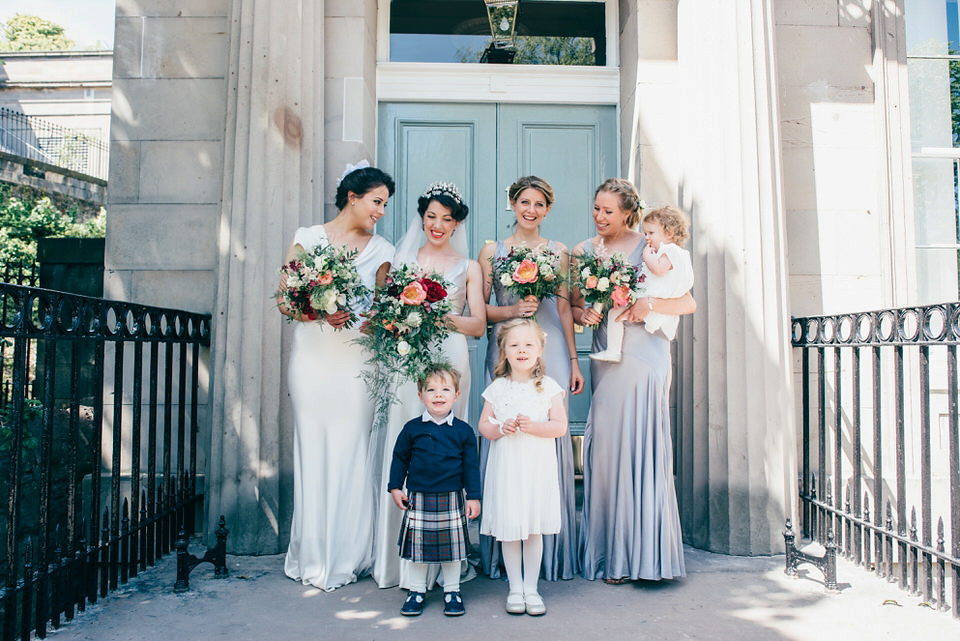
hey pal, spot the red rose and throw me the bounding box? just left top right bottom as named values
left=421, top=278, right=447, bottom=303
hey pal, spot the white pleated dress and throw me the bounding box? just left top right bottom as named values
left=480, top=376, right=564, bottom=542
left=283, top=225, right=394, bottom=591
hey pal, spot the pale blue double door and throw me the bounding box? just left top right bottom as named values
left=378, top=102, right=618, bottom=435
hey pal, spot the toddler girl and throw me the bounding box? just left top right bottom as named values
left=478, top=318, right=567, bottom=616
left=591, top=204, right=694, bottom=361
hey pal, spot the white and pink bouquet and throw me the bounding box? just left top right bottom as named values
left=573, top=244, right=646, bottom=326
left=490, top=243, right=564, bottom=302
left=357, top=263, right=453, bottom=430
left=278, top=243, right=368, bottom=329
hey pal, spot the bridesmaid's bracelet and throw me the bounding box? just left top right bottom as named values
left=569, top=356, right=577, bottom=360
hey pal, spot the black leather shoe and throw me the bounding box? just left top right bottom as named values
left=443, top=591, right=465, bottom=617
left=401, top=591, right=425, bottom=616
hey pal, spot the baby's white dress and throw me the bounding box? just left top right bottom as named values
left=480, top=376, right=564, bottom=542
left=643, top=243, right=694, bottom=340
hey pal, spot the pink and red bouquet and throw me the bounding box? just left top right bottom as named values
left=278, top=243, right=368, bottom=329
left=573, top=242, right=646, bottom=326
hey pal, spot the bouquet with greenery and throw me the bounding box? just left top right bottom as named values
left=490, top=242, right=565, bottom=302
left=278, top=243, right=368, bottom=329
left=357, top=264, right=453, bottom=431
left=573, top=243, right=645, bottom=326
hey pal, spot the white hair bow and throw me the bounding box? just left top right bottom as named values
left=340, top=159, right=371, bottom=182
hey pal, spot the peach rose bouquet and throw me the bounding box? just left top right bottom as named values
left=278, top=242, right=369, bottom=329
left=490, top=242, right=564, bottom=302
left=356, top=263, right=452, bottom=430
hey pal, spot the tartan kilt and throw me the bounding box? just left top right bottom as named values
left=397, top=490, right=470, bottom=564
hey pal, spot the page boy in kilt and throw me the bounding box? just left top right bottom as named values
left=388, top=364, right=482, bottom=617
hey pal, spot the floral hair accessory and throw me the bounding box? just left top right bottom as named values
left=339, top=159, right=370, bottom=184
left=421, top=181, right=464, bottom=207
left=638, top=199, right=647, bottom=210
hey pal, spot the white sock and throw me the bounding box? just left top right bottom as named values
left=502, top=540, right=523, bottom=595
left=522, top=534, right=543, bottom=596
left=440, top=561, right=461, bottom=593
left=406, top=561, right=428, bottom=593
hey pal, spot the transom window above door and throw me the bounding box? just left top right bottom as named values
left=389, top=0, right=607, bottom=66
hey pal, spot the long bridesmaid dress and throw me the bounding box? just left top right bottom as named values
left=578, top=242, right=685, bottom=582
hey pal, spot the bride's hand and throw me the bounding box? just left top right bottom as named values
left=324, top=309, right=350, bottom=329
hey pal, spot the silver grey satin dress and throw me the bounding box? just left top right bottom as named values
left=479, top=240, right=580, bottom=581
left=578, top=242, right=685, bottom=581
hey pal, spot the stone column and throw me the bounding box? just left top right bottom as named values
left=207, top=0, right=325, bottom=553
left=674, top=1, right=797, bottom=555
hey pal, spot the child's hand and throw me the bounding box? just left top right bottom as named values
left=515, top=414, right=533, bottom=432
left=390, top=489, right=410, bottom=510
left=500, top=418, right=519, bottom=435
left=642, top=242, right=657, bottom=263
left=465, top=499, right=481, bottom=519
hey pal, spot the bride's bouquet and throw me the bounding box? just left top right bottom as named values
left=357, top=264, right=453, bottom=431
left=278, top=243, right=368, bottom=329
left=573, top=243, right=646, bottom=326
left=490, top=243, right=565, bottom=301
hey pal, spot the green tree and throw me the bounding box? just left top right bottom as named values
left=458, top=36, right=595, bottom=65
left=0, top=13, right=74, bottom=52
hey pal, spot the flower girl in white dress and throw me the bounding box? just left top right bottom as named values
left=478, top=318, right=567, bottom=616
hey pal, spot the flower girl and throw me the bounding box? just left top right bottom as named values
left=478, top=318, right=567, bottom=616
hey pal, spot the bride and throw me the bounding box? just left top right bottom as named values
left=279, top=164, right=395, bottom=591
left=370, top=181, right=486, bottom=588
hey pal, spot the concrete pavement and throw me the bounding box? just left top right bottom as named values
left=46, top=544, right=957, bottom=641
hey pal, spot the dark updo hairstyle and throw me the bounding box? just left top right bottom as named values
left=335, top=166, right=396, bottom=210
left=417, top=182, right=469, bottom=222
left=595, top=177, right=643, bottom=228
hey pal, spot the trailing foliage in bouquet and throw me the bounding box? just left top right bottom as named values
left=357, top=263, right=453, bottom=430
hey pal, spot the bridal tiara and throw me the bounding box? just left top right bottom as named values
left=421, top=181, right=464, bottom=207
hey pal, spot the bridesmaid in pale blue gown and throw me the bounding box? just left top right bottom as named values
left=477, top=176, right=584, bottom=581
left=572, top=178, right=695, bottom=583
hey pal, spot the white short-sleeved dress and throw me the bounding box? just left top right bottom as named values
left=642, top=242, right=694, bottom=340
left=480, top=376, right=564, bottom=542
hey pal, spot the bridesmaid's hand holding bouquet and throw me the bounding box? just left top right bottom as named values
left=278, top=243, right=368, bottom=329
left=491, top=243, right=564, bottom=315
left=573, top=242, right=646, bottom=327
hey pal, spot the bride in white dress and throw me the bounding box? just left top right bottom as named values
left=278, top=165, right=396, bottom=591
left=370, top=181, right=486, bottom=589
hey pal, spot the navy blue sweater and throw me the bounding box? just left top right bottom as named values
left=387, top=416, right=482, bottom=501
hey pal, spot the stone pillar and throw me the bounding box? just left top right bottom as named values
left=207, top=0, right=326, bottom=553
left=675, top=1, right=797, bottom=555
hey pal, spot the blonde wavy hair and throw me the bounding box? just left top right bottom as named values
left=492, top=318, right=547, bottom=392
left=595, top=177, right=642, bottom=227
left=642, top=205, right=690, bottom=247
left=508, top=175, right=555, bottom=208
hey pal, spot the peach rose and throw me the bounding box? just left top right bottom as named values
left=317, top=272, right=334, bottom=286
left=400, top=281, right=427, bottom=305
left=512, top=259, right=539, bottom=284
left=585, top=275, right=599, bottom=289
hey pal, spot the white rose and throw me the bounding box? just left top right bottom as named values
left=286, top=273, right=302, bottom=288
left=406, top=311, right=422, bottom=328
left=541, top=264, right=555, bottom=280
left=318, top=289, right=339, bottom=314
left=581, top=267, right=591, bottom=279
left=337, top=293, right=347, bottom=306
left=596, top=277, right=610, bottom=292
left=500, top=273, right=513, bottom=286
left=397, top=340, right=411, bottom=356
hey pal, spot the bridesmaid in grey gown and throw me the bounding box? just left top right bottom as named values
left=477, top=176, right=584, bottom=581
left=572, top=178, right=695, bottom=583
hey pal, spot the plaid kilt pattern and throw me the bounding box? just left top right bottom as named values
left=398, top=490, right=470, bottom=563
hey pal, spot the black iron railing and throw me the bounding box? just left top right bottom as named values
left=0, top=283, right=210, bottom=639
left=792, top=303, right=959, bottom=617
left=0, top=107, right=108, bottom=181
